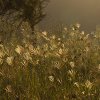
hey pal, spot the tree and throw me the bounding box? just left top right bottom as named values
left=0, top=0, right=48, bottom=33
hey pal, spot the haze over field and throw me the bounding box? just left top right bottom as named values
left=40, top=0, right=100, bottom=32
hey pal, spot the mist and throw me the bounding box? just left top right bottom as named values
left=40, top=0, right=100, bottom=32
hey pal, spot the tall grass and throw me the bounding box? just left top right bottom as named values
left=0, top=24, right=100, bottom=100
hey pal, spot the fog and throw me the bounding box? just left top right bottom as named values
left=40, top=0, right=100, bottom=32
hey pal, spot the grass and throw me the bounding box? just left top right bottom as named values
left=0, top=23, right=100, bottom=100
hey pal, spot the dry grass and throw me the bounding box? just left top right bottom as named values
left=0, top=24, right=100, bottom=100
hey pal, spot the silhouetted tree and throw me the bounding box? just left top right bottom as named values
left=0, top=0, right=48, bottom=33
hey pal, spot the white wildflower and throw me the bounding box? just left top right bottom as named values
left=58, top=48, right=63, bottom=55
left=0, top=44, right=4, bottom=49
left=76, top=23, right=81, bottom=28
left=81, top=31, right=85, bottom=35
left=15, top=45, right=23, bottom=55
left=72, top=27, right=75, bottom=31
left=42, top=31, right=47, bottom=36
left=84, top=34, right=89, bottom=40
left=48, top=76, right=54, bottom=82
left=63, top=57, right=68, bottom=62
left=32, top=48, right=40, bottom=55
left=64, top=27, right=67, bottom=31
left=5, top=85, right=12, bottom=93
left=6, top=56, right=14, bottom=66
left=74, top=82, right=79, bottom=88
left=23, top=52, right=32, bottom=61
left=94, top=35, right=97, bottom=38
left=21, top=28, right=24, bottom=31
left=85, top=80, right=93, bottom=90
left=69, top=62, right=75, bottom=68
left=51, top=35, right=56, bottom=39
left=58, top=38, right=61, bottom=41
left=36, top=60, right=39, bottom=64
left=28, top=44, right=34, bottom=53
left=82, top=91, right=85, bottom=94
left=43, top=44, right=48, bottom=51
left=57, top=79, right=62, bottom=84
left=53, top=61, right=61, bottom=69
left=68, top=69, right=76, bottom=78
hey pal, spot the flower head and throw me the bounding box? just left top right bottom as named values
left=6, top=56, right=14, bottom=65
left=75, top=23, right=81, bottom=28
left=5, top=85, right=12, bottom=93
left=15, top=45, right=24, bottom=55
left=48, top=75, right=54, bottom=82
left=85, top=80, right=93, bottom=90
left=42, top=31, right=47, bottom=36
left=69, top=62, right=75, bottom=68
left=23, top=52, right=32, bottom=61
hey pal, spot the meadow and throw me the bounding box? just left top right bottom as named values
left=0, top=23, right=100, bottom=100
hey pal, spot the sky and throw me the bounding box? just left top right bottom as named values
left=40, top=0, right=100, bottom=32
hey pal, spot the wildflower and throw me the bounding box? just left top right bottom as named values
left=74, top=82, right=79, bottom=88
left=62, top=44, right=65, bottom=48
left=43, top=44, right=48, bottom=51
left=72, top=27, right=75, bottom=31
left=48, top=75, right=54, bottom=82
left=28, top=44, right=34, bottom=53
left=85, top=80, right=93, bottom=90
left=42, top=31, right=47, bottom=36
left=69, top=62, right=75, bottom=68
left=58, top=48, right=63, bottom=55
left=57, top=79, right=62, bottom=84
left=51, top=35, right=56, bottom=39
left=5, top=85, right=12, bottom=93
left=81, top=31, right=85, bottom=35
left=15, top=45, right=23, bottom=55
left=21, top=28, right=24, bottom=31
left=53, top=61, right=61, bottom=69
left=68, top=69, right=76, bottom=78
left=75, top=23, right=81, bottom=28
left=32, top=48, right=41, bottom=55
left=0, top=44, right=3, bottom=48
left=6, top=56, right=14, bottom=65
left=94, top=35, right=97, bottom=38
left=58, top=38, right=61, bottom=41
left=84, top=34, right=89, bottom=40
left=63, top=57, right=68, bottom=62
left=23, top=52, right=32, bottom=61
left=64, top=27, right=67, bottom=31
left=36, top=60, right=40, bottom=64
left=82, top=91, right=85, bottom=94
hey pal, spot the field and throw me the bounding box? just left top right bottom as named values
left=0, top=24, right=100, bottom=100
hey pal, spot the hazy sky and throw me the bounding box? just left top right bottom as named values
left=40, top=0, right=100, bottom=32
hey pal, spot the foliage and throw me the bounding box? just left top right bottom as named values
left=0, top=24, right=100, bottom=100
left=0, top=0, right=48, bottom=33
